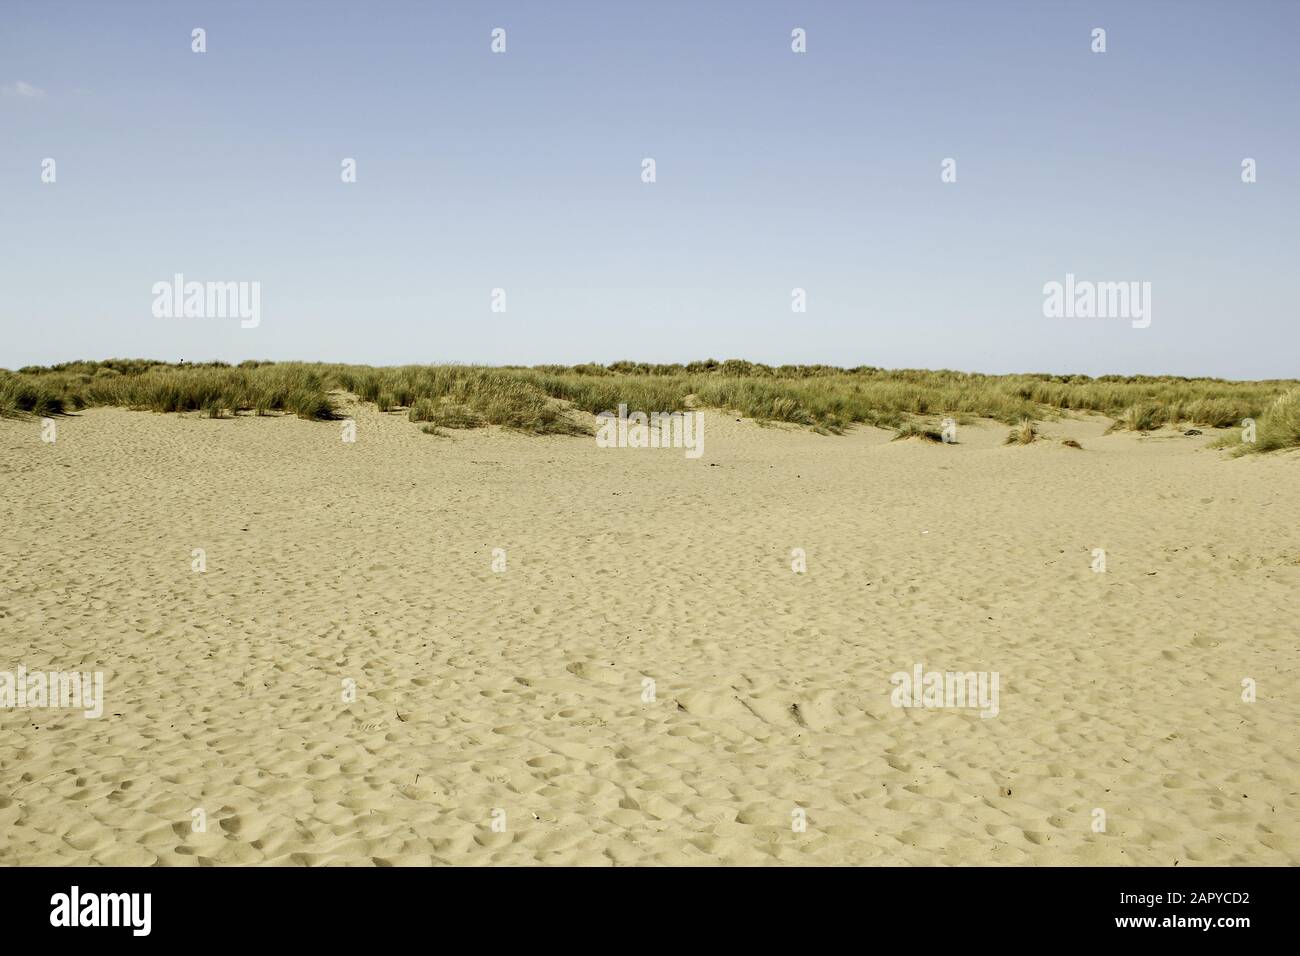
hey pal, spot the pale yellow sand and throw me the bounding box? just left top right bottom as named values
left=1, top=403, right=1296, bottom=866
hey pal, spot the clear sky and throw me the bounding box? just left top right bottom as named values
left=2, top=1, right=1296, bottom=377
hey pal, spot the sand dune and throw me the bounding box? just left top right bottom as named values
left=1, top=403, right=1296, bottom=865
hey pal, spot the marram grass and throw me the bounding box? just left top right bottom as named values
left=1214, top=387, right=1300, bottom=455
left=4, top=360, right=1298, bottom=452
left=1004, top=418, right=1038, bottom=445
left=2, top=361, right=333, bottom=421
left=891, top=423, right=945, bottom=443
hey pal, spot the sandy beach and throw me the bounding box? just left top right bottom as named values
left=1, top=402, right=1296, bottom=866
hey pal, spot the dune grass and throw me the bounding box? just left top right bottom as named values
left=4, top=360, right=1297, bottom=451
left=333, top=366, right=588, bottom=435
left=2, top=361, right=334, bottom=420
left=1005, top=419, right=1038, bottom=445
left=1250, top=388, right=1300, bottom=452
left=892, top=423, right=945, bottom=443
left=1213, top=388, right=1300, bottom=455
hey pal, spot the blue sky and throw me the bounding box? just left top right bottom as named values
left=2, top=0, right=1296, bottom=377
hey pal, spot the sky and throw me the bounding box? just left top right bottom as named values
left=1, top=0, right=1296, bottom=377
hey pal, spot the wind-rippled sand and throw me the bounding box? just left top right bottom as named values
left=1, top=403, right=1296, bottom=865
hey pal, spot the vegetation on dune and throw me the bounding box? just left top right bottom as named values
left=1004, top=418, right=1038, bottom=445
left=1250, top=388, right=1300, bottom=453
left=336, top=366, right=588, bottom=435
left=328, top=360, right=1294, bottom=437
left=1, top=361, right=334, bottom=420
left=0, top=377, right=67, bottom=417
left=1107, top=401, right=1165, bottom=433
left=1105, top=396, right=1254, bottom=433
left=1215, top=387, right=1300, bottom=456
left=3, top=360, right=1296, bottom=452
left=892, top=423, right=945, bottom=443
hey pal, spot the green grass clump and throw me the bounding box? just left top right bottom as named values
left=892, top=423, right=945, bottom=443
left=1230, top=388, right=1300, bottom=455
left=344, top=366, right=587, bottom=434
left=408, top=398, right=483, bottom=430
left=1181, top=397, right=1252, bottom=428
left=1108, top=402, right=1165, bottom=433
left=0, top=377, right=66, bottom=417
left=1004, top=418, right=1037, bottom=444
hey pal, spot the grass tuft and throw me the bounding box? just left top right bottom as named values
left=1005, top=419, right=1037, bottom=445
left=1108, top=402, right=1164, bottom=433
left=892, top=423, right=945, bottom=443
left=1231, top=388, right=1300, bottom=455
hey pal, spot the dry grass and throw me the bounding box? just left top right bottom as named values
left=4, top=360, right=1296, bottom=451
left=1005, top=419, right=1038, bottom=445
left=1107, top=402, right=1164, bottom=433
left=1, top=361, right=334, bottom=420
left=1221, top=387, right=1300, bottom=455
left=892, top=423, right=945, bottom=443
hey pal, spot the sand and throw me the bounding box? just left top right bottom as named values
left=1, top=402, right=1296, bottom=866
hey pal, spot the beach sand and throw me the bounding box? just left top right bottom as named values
left=1, top=402, right=1296, bottom=865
